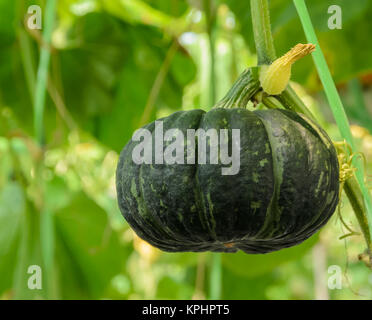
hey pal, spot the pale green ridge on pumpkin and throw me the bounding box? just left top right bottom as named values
left=194, top=172, right=217, bottom=239
left=130, top=177, right=147, bottom=218
left=253, top=113, right=285, bottom=239
left=138, top=162, right=180, bottom=241
left=192, top=113, right=218, bottom=240
left=315, top=171, right=325, bottom=196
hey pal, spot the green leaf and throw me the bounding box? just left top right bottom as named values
left=54, top=192, right=127, bottom=299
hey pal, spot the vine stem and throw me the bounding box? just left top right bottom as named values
left=344, top=177, right=372, bottom=251
left=34, top=0, right=56, bottom=144
left=33, top=0, right=57, bottom=298
left=250, top=0, right=276, bottom=65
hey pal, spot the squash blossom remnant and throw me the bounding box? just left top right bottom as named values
left=259, top=43, right=316, bottom=95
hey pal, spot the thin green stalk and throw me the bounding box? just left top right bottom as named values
left=33, top=0, right=57, bottom=298
left=204, top=0, right=217, bottom=106
left=34, top=0, right=56, bottom=144
left=208, top=34, right=217, bottom=105
left=293, top=0, right=372, bottom=248
left=250, top=0, right=276, bottom=65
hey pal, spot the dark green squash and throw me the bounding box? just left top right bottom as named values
left=116, top=101, right=340, bottom=253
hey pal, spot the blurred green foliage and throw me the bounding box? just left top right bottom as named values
left=1, top=0, right=372, bottom=300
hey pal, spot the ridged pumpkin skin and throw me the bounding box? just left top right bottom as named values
left=116, top=108, right=339, bottom=254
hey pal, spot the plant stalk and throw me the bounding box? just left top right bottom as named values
left=344, top=177, right=372, bottom=252
left=33, top=0, right=57, bottom=298
left=34, top=0, right=56, bottom=144
left=213, top=68, right=260, bottom=109
left=250, top=0, right=276, bottom=65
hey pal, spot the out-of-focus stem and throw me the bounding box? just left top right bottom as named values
left=250, top=0, right=276, bottom=65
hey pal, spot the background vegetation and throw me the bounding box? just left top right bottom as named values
left=1, top=0, right=372, bottom=299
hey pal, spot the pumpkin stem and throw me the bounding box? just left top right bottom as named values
left=213, top=67, right=261, bottom=109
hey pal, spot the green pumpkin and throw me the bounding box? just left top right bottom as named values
left=116, top=69, right=339, bottom=254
